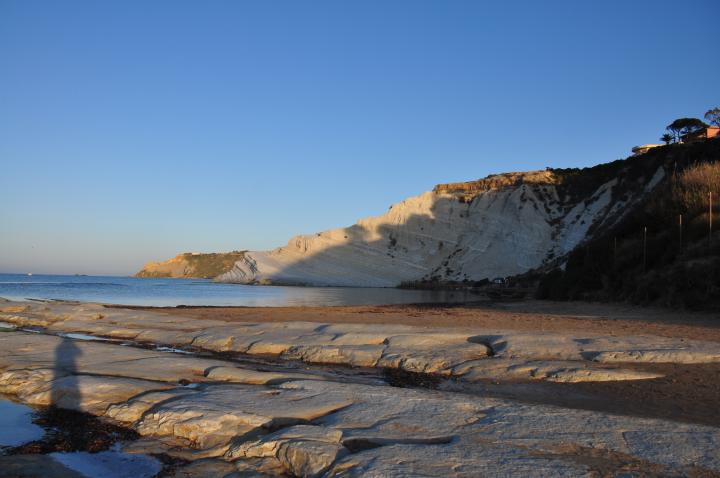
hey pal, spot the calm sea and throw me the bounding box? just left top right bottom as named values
left=0, top=274, right=483, bottom=307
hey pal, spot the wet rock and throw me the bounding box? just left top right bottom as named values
left=10, top=407, right=140, bottom=454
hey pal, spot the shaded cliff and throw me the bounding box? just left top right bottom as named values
left=138, top=139, right=718, bottom=288
left=531, top=139, right=720, bottom=309
left=136, top=252, right=245, bottom=279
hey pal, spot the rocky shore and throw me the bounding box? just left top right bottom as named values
left=1, top=298, right=720, bottom=476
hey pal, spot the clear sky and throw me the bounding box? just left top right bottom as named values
left=1, top=1, right=718, bottom=275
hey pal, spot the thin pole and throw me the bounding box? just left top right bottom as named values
left=679, top=214, right=682, bottom=252
left=613, top=236, right=617, bottom=267
left=642, top=226, right=647, bottom=272
left=710, top=191, right=713, bottom=248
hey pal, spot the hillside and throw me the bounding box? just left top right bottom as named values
left=137, top=139, right=718, bottom=291
left=136, top=252, right=245, bottom=279
left=531, top=139, right=720, bottom=309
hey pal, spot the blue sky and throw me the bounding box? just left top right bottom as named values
left=1, top=1, right=718, bottom=275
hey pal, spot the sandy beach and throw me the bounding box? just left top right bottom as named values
left=145, top=299, right=720, bottom=341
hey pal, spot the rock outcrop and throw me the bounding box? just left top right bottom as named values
left=136, top=252, right=245, bottom=279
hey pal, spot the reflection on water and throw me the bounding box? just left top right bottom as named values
left=58, top=332, right=115, bottom=342
left=50, top=446, right=162, bottom=478
left=0, top=397, right=161, bottom=478
left=0, top=399, right=45, bottom=448
left=0, top=273, right=483, bottom=307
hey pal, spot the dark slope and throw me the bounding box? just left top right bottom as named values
left=532, top=138, right=720, bottom=309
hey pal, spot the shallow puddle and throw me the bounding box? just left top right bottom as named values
left=58, top=332, right=116, bottom=342
left=0, top=398, right=163, bottom=478
left=51, top=445, right=162, bottom=478
left=0, top=399, right=45, bottom=448
left=155, top=345, right=193, bottom=354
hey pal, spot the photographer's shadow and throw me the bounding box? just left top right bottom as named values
left=50, top=337, right=83, bottom=410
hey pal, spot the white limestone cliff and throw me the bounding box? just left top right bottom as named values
left=215, top=166, right=665, bottom=287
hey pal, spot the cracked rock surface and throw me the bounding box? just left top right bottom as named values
left=1, top=299, right=720, bottom=476
left=4, top=300, right=720, bottom=384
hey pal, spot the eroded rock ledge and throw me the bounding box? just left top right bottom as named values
left=1, top=299, right=720, bottom=477
left=3, top=300, right=719, bottom=384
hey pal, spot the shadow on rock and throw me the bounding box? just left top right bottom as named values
left=50, top=338, right=82, bottom=410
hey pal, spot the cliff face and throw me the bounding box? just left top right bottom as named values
left=136, top=252, right=245, bottom=279
left=214, top=153, right=672, bottom=287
